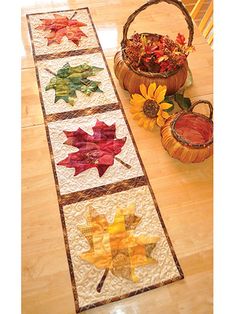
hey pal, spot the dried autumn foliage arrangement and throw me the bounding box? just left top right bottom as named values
left=124, top=33, right=194, bottom=74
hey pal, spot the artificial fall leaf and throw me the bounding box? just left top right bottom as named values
left=78, top=204, right=159, bottom=292
left=157, top=55, right=169, bottom=63
left=175, top=93, right=192, bottom=110
left=45, top=63, right=104, bottom=105
left=57, top=120, right=128, bottom=177
left=176, top=33, right=186, bottom=46
left=36, top=13, right=87, bottom=46
left=163, top=96, right=174, bottom=113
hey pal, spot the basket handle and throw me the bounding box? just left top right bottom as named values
left=189, top=100, right=213, bottom=120
left=121, top=0, right=194, bottom=49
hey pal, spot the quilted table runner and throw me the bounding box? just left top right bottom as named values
left=27, top=7, right=183, bottom=313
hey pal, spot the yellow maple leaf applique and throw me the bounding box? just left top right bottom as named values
left=78, top=204, right=159, bottom=292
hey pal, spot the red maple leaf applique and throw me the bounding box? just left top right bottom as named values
left=57, top=120, right=129, bottom=177
left=36, top=13, right=87, bottom=46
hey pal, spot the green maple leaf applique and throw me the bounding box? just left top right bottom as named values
left=45, top=63, right=104, bottom=105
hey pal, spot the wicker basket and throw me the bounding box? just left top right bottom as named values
left=114, top=0, right=194, bottom=95
left=160, top=100, right=213, bottom=163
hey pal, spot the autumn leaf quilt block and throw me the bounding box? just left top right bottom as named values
left=57, top=120, right=129, bottom=177
left=78, top=204, right=159, bottom=293
left=47, top=110, right=143, bottom=195
left=35, top=13, right=87, bottom=46
left=28, top=9, right=99, bottom=56
left=63, top=186, right=182, bottom=309
left=45, top=63, right=104, bottom=105
left=37, top=52, right=118, bottom=114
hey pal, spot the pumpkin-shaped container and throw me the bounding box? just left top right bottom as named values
left=114, top=0, right=194, bottom=95
left=160, top=100, right=213, bottom=163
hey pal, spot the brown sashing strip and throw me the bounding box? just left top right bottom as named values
left=35, top=47, right=101, bottom=61
left=60, top=176, right=147, bottom=206
left=27, top=7, right=184, bottom=314
left=45, top=102, right=121, bottom=123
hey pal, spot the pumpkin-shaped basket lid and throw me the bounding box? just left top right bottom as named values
left=171, top=100, right=213, bottom=148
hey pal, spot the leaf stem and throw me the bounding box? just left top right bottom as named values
left=115, top=157, right=131, bottom=169
left=96, top=268, right=109, bottom=293
left=45, top=68, right=56, bottom=76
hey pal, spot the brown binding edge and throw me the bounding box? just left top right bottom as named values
left=27, top=7, right=184, bottom=314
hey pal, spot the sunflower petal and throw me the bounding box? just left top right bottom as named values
left=130, top=98, right=136, bottom=106
left=130, top=104, right=143, bottom=112
left=149, top=119, right=156, bottom=131
left=131, top=93, right=146, bottom=103
left=157, top=115, right=165, bottom=127
left=130, top=106, right=141, bottom=113
left=130, top=99, right=143, bottom=107
left=138, top=117, right=145, bottom=127
left=160, top=102, right=173, bottom=110
left=140, top=84, right=148, bottom=99
left=154, top=85, right=167, bottom=104
left=148, top=82, right=156, bottom=99
left=161, top=111, right=170, bottom=119
left=132, top=112, right=143, bottom=120
left=143, top=119, right=150, bottom=130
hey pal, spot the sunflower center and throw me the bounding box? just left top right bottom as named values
left=143, top=100, right=159, bottom=118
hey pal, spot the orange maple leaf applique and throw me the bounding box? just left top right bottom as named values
left=78, top=204, right=159, bottom=292
left=36, top=13, right=87, bottom=46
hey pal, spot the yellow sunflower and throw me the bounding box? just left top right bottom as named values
left=130, top=83, right=173, bottom=130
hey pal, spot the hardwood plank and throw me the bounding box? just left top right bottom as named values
left=21, top=68, right=43, bottom=127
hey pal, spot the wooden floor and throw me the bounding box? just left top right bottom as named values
left=22, top=1, right=213, bottom=313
